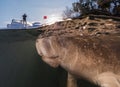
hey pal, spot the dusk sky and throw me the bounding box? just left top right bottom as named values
left=0, top=0, right=77, bottom=28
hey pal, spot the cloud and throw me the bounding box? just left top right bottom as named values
left=3, top=21, right=11, bottom=24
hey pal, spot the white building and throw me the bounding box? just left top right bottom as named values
left=7, top=19, right=42, bottom=29
left=32, top=22, right=42, bottom=28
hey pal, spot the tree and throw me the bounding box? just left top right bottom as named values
left=97, top=0, right=111, bottom=12
left=72, top=0, right=98, bottom=15
left=62, top=6, right=74, bottom=19
left=72, top=1, right=90, bottom=15
left=112, top=0, right=120, bottom=16
left=64, top=0, right=120, bottom=18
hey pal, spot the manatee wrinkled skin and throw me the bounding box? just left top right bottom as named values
left=36, top=35, right=120, bottom=87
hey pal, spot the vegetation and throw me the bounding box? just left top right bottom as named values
left=62, top=6, right=74, bottom=19
left=63, top=0, right=120, bottom=18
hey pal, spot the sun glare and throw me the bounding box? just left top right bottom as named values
left=45, top=14, right=63, bottom=25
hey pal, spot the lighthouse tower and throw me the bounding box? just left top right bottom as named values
left=22, top=13, right=27, bottom=28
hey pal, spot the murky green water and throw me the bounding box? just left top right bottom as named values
left=0, top=30, right=67, bottom=87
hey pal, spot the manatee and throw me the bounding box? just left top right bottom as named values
left=36, top=35, right=120, bottom=87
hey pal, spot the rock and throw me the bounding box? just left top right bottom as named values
left=39, top=15, right=120, bottom=36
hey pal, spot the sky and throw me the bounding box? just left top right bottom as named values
left=0, top=0, right=77, bottom=28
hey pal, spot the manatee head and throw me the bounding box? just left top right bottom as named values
left=36, top=36, right=61, bottom=68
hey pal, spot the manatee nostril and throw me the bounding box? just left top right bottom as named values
left=49, top=55, right=59, bottom=59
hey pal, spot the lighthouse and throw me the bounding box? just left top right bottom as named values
left=22, top=13, right=27, bottom=28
